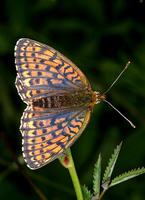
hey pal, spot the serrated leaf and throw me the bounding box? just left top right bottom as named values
left=102, top=142, right=122, bottom=188
left=93, top=154, right=101, bottom=197
left=110, top=167, right=145, bottom=187
left=82, top=185, right=92, bottom=200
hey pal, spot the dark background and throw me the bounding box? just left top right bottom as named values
left=0, top=0, right=145, bottom=199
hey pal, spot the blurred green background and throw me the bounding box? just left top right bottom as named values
left=0, top=0, right=145, bottom=199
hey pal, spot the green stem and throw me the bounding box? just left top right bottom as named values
left=59, top=148, right=83, bottom=200
left=99, top=189, right=106, bottom=200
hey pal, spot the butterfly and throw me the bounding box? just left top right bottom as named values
left=14, top=38, right=134, bottom=170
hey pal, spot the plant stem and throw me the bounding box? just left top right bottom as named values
left=59, top=148, right=83, bottom=200
left=99, top=189, right=106, bottom=200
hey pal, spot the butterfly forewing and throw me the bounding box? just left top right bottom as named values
left=15, top=38, right=91, bottom=103
left=15, top=38, right=93, bottom=169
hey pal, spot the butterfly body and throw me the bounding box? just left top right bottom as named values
left=32, top=90, right=95, bottom=110
left=15, top=38, right=104, bottom=169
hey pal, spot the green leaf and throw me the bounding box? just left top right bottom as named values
left=102, top=142, right=122, bottom=189
left=82, top=185, right=92, bottom=200
left=110, top=167, right=145, bottom=187
left=93, top=154, right=101, bottom=197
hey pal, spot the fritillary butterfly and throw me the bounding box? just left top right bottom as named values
left=14, top=38, right=134, bottom=170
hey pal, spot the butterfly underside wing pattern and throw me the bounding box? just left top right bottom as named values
left=15, top=38, right=97, bottom=169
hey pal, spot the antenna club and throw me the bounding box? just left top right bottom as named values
left=125, top=61, right=131, bottom=69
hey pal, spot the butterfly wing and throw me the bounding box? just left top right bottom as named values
left=15, top=38, right=91, bottom=103
left=21, top=106, right=91, bottom=169
left=15, top=38, right=92, bottom=169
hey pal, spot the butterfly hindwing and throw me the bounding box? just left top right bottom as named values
left=21, top=106, right=91, bottom=169
left=15, top=38, right=91, bottom=103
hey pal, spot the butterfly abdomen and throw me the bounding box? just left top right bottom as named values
left=32, top=91, right=95, bottom=109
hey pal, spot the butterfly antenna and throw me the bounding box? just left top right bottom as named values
left=103, top=99, right=136, bottom=128
left=99, top=61, right=135, bottom=128
left=103, top=61, right=131, bottom=95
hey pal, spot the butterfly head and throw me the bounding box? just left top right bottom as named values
left=94, top=91, right=106, bottom=104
